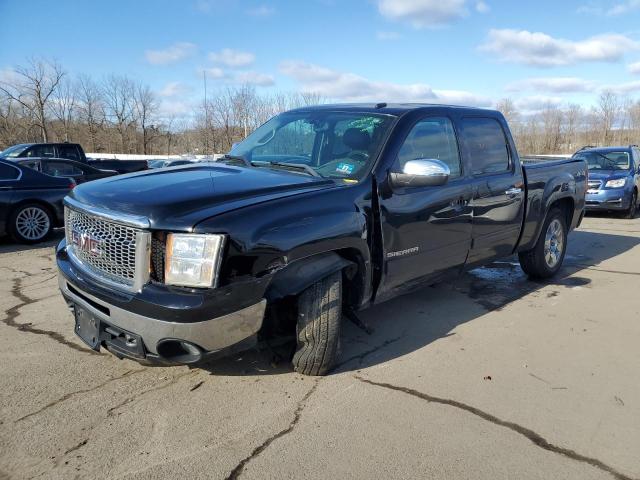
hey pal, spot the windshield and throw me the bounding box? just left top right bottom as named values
left=0, top=144, right=30, bottom=158
left=229, top=111, right=395, bottom=180
left=575, top=151, right=631, bottom=171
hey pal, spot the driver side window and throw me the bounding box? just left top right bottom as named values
left=396, top=117, right=462, bottom=178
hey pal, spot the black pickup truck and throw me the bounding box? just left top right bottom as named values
left=56, top=104, right=587, bottom=375
left=0, top=143, right=148, bottom=174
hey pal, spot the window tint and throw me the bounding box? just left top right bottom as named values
left=396, top=117, right=462, bottom=178
left=461, top=117, right=510, bottom=175
left=58, top=144, right=80, bottom=161
left=43, top=161, right=82, bottom=177
left=0, top=162, right=20, bottom=180
left=26, top=145, right=55, bottom=158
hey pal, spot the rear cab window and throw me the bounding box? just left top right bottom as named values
left=57, top=144, right=81, bottom=161
left=460, top=117, right=511, bottom=176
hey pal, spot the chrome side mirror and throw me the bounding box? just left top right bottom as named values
left=389, top=159, right=450, bottom=188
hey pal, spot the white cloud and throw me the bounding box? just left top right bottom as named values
left=476, top=1, right=490, bottom=13
left=145, top=42, right=196, bottom=65
left=514, top=95, right=563, bottom=112
left=628, top=61, right=640, bottom=74
left=602, top=80, right=640, bottom=94
left=506, top=77, right=596, bottom=93
left=377, top=31, right=401, bottom=40
left=203, top=67, right=227, bottom=79
left=209, top=48, right=255, bottom=67
left=159, top=99, right=193, bottom=118
left=377, top=0, right=468, bottom=28
left=578, top=0, right=640, bottom=15
left=247, top=5, right=275, bottom=16
left=279, top=60, right=489, bottom=106
left=480, top=29, right=638, bottom=67
left=234, top=71, right=275, bottom=86
left=159, top=82, right=191, bottom=97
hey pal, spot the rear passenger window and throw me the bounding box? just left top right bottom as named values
left=0, top=162, right=20, bottom=180
left=396, top=117, right=462, bottom=178
left=43, top=161, right=82, bottom=177
left=461, top=117, right=511, bottom=175
left=58, top=145, right=80, bottom=161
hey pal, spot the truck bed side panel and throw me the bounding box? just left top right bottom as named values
left=517, top=158, right=587, bottom=252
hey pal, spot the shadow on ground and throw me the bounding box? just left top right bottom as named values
left=198, top=228, right=639, bottom=377
left=0, top=229, right=64, bottom=255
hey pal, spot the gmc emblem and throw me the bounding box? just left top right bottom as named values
left=71, top=229, right=103, bottom=256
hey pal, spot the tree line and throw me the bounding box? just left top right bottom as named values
left=2, top=58, right=640, bottom=156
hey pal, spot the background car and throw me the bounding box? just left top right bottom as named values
left=15, top=157, right=118, bottom=184
left=147, top=159, right=197, bottom=168
left=572, top=145, right=640, bottom=218
left=0, top=159, right=74, bottom=243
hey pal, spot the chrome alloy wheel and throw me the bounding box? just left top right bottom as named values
left=544, top=218, right=564, bottom=268
left=15, top=206, right=50, bottom=241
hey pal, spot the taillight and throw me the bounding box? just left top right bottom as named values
left=69, top=181, right=76, bottom=190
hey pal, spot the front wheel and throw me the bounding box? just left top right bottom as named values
left=519, top=208, right=567, bottom=279
left=9, top=203, right=53, bottom=244
left=624, top=191, right=637, bottom=219
left=292, top=271, right=342, bottom=376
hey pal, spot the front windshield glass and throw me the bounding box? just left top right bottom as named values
left=575, top=151, right=631, bottom=171
left=229, top=111, right=395, bottom=180
left=0, top=144, right=30, bottom=158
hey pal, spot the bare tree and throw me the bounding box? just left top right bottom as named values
left=0, top=58, right=65, bottom=142
left=49, top=77, right=76, bottom=141
left=495, top=98, right=519, bottom=124
left=597, top=90, right=619, bottom=145
left=133, top=83, right=158, bottom=154
left=76, top=74, right=105, bottom=152
left=102, top=75, right=135, bottom=153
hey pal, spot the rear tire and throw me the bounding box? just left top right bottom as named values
left=624, top=191, right=637, bottom=219
left=519, top=207, right=567, bottom=279
left=292, top=271, right=342, bottom=376
left=9, top=203, right=53, bottom=244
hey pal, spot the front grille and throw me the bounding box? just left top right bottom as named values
left=65, top=207, right=139, bottom=288
left=588, top=181, right=602, bottom=190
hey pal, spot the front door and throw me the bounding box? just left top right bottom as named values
left=377, top=116, right=473, bottom=298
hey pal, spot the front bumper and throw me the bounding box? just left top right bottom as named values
left=585, top=189, right=631, bottom=211
left=57, top=241, right=267, bottom=364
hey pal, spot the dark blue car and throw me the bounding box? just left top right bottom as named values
left=573, top=146, right=640, bottom=218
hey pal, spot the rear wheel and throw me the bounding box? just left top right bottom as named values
left=519, top=208, right=567, bottom=279
left=624, top=190, right=637, bottom=219
left=9, top=203, right=53, bottom=244
left=292, top=271, right=342, bottom=376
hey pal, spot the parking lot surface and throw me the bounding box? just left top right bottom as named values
left=0, top=215, right=639, bottom=480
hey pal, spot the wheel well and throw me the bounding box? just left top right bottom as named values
left=334, top=247, right=366, bottom=309
left=549, top=197, right=574, bottom=228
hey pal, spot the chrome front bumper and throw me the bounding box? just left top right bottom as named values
left=58, top=274, right=266, bottom=357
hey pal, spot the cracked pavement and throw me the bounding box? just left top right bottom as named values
left=1, top=214, right=639, bottom=480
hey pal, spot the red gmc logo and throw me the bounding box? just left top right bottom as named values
left=71, top=229, right=103, bottom=256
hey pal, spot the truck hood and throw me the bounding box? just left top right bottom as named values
left=68, top=163, right=336, bottom=230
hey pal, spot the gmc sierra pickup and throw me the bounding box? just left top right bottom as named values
left=56, top=104, right=587, bottom=375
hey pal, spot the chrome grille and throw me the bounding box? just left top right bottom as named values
left=65, top=207, right=139, bottom=288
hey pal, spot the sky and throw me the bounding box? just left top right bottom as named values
left=2, top=0, right=640, bottom=119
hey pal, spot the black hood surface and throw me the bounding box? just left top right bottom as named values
left=69, top=163, right=336, bottom=230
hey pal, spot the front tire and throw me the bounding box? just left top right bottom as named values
left=9, top=203, right=53, bottom=244
left=519, top=207, right=567, bottom=279
left=624, top=190, right=637, bottom=219
left=292, top=271, right=342, bottom=376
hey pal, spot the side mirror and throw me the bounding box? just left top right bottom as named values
left=389, top=159, right=450, bottom=189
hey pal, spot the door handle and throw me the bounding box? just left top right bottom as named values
left=505, top=187, right=522, bottom=197
left=450, top=197, right=469, bottom=209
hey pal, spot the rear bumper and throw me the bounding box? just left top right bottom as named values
left=585, top=189, right=631, bottom=211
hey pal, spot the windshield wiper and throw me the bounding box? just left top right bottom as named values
left=259, top=161, right=322, bottom=178
left=219, top=154, right=252, bottom=167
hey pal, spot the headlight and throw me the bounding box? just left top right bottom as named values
left=605, top=178, right=626, bottom=188
left=165, top=233, right=226, bottom=287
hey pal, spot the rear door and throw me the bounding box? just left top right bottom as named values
left=0, top=162, right=21, bottom=234
left=377, top=115, right=473, bottom=296
left=460, top=116, right=525, bottom=266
